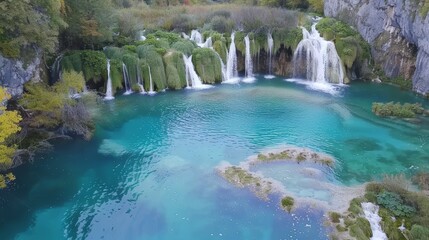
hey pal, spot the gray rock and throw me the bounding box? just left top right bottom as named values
left=0, top=51, right=42, bottom=97
left=325, top=0, right=429, bottom=94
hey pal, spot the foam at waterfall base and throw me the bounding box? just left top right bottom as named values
left=104, top=96, right=115, bottom=100
left=123, top=90, right=133, bottom=95
left=191, top=84, right=213, bottom=90
left=285, top=78, right=344, bottom=96
left=147, top=91, right=156, bottom=95
left=222, top=77, right=241, bottom=84
left=264, top=75, right=276, bottom=79
left=242, top=77, right=256, bottom=83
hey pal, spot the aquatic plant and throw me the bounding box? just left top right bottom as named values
left=281, top=196, right=294, bottom=212
left=372, top=102, right=425, bottom=118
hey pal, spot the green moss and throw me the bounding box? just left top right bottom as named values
left=348, top=197, right=365, bottom=216
left=163, top=51, right=186, bottom=90
left=410, top=225, right=429, bottom=240
left=109, top=59, right=123, bottom=94
left=336, top=224, right=348, bottom=232
left=104, top=47, right=123, bottom=60
left=171, top=40, right=196, bottom=56
left=61, top=52, right=82, bottom=73
left=281, top=196, right=295, bottom=212
left=0, top=41, right=20, bottom=58
left=349, top=217, right=372, bottom=240
left=272, top=27, right=303, bottom=53
left=137, top=45, right=167, bottom=91
left=224, top=166, right=260, bottom=185
left=122, top=54, right=139, bottom=88
left=80, top=51, right=107, bottom=83
left=329, top=212, right=342, bottom=223
left=192, top=48, right=222, bottom=84
left=213, top=40, right=228, bottom=63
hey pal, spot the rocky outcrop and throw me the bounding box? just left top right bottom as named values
left=325, top=0, right=429, bottom=94
left=0, top=51, right=43, bottom=97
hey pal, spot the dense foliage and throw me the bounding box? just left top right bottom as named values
left=372, top=102, right=425, bottom=118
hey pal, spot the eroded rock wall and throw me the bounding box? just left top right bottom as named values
left=325, top=0, right=429, bottom=94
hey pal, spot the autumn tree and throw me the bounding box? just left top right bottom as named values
left=0, top=87, right=22, bottom=188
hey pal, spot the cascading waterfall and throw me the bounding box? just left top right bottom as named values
left=104, top=59, right=114, bottom=100
left=243, top=34, right=256, bottom=83
left=122, top=63, right=133, bottom=95
left=51, top=54, right=63, bottom=83
left=214, top=52, right=227, bottom=82
left=183, top=55, right=212, bottom=89
left=190, top=30, right=203, bottom=45
left=361, top=202, right=388, bottom=240
left=264, top=33, right=275, bottom=79
left=293, top=22, right=344, bottom=84
left=201, top=37, right=212, bottom=48
left=224, top=32, right=239, bottom=84
left=147, top=66, right=156, bottom=95
left=136, top=65, right=146, bottom=94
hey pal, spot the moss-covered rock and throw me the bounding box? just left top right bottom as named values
left=163, top=51, right=186, bottom=90
left=272, top=27, right=303, bottom=54
left=213, top=40, right=228, bottom=63
left=191, top=48, right=222, bottom=84
left=137, top=45, right=167, bottom=91
left=171, top=40, right=196, bottom=56
left=109, top=59, right=123, bottom=94
left=80, top=51, right=107, bottom=84
left=122, top=53, right=139, bottom=89
left=281, top=196, right=295, bottom=212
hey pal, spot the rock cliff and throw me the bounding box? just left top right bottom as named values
left=325, top=0, right=429, bottom=94
left=0, top=51, right=43, bottom=97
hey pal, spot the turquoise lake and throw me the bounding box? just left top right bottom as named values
left=1, top=76, right=428, bottom=239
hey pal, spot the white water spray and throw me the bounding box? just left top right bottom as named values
left=265, top=32, right=275, bottom=79
left=224, top=32, right=239, bottom=84
left=122, top=63, right=133, bottom=95
left=136, top=65, right=146, bottom=94
left=183, top=55, right=212, bottom=89
left=361, top=202, right=388, bottom=240
left=190, top=30, right=203, bottom=45
left=147, top=66, right=156, bottom=95
left=243, top=34, right=256, bottom=83
left=293, top=22, right=344, bottom=84
left=104, top=59, right=114, bottom=100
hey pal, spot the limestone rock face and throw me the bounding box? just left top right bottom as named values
left=0, top=51, right=43, bottom=97
left=324, top=0, right=429, bottom=94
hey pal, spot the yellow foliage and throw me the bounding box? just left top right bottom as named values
left=0, top=87, right=21, bottom=170
left=54, top=70, right=85, bottom=94
left=0, top=172, right=16, bottom=189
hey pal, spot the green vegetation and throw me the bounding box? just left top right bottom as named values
left=316, top=18, right=371, bottom=78
left=372, top=102, right=425, bottom=118
left=377, top=191, right=416, bottom=218
left=163, top=51, right=187, bottom=89
left=192, top=48, right=222, bottom=84
left=256, top=148, right=334, bottom=166
left=0, top=87, right=22, bottom=188
left=329, top=212, right=342, bottom=223
left=281, top=196, right=295, bottom=212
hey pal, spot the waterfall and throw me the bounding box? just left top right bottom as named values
left=243, top=34, right=256, bottom=83
left=224, top=32, right=239, bottom=84
left=264, top=33, right=275, bottom=79
left=122, top=63, right=133, bottom=95
left=104, top=59, right=114, bottom=100
left=201, top=37, right=212, bottom=48
left=361, top=202, right=388, bottom=240
left=136, top=65, right=146, bottom=94
left=293, top=22, right=344, bottom=84
left=190, top=30, right=203, bottom=45
left=214, top=52, right=227, bottom=82
left=183, top=55, right=212, bottom=89
left=51, top=54, right=63, bottom=84
left=182, top=32, right=190, bottom=40
left=147, top=66, right=156, bottom=95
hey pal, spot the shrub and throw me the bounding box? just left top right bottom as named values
left=372, top=102, right=425, bottom=118
left=412, top=172, right=429, bottom=191
left=163, top=51, right=186, bottom=90
left=80, top=51, right=107, bottom=83
left=377, top=191, right=416, bottom=218
left=410, top=225, right=429, bottom=239
left=281, top=196, right=294, bottom=212
left=171, top=40, right=196, bottom=56
left=192, top=48, right=222, bottom=84
left=329, top=212, right=342, bottom=223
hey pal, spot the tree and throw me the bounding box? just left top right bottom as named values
left=0, top=87, right=21, bottom=188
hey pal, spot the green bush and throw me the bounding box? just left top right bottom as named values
left=61, top=52, right=83, bottom=73
left=122, top=53, right=139, bottom=88
left=163, top=51, right=186, bottom=90
left=377, top=191, right=416, bottom=218
left=104, top=47, right=123, bottom=60
left=213, top=40, right=228, bottom=63
left=329, top=212, right=342, bottom=223
left=349, top=217, right=372, bottom=240
left=192, top=48, right=222, bottom=84
left=281, top=196, right=294, bottom=212
left=410, top=225, right=429, bottom=240
left=109, top=59, right=124, bottom=94
left=137, top=45, right=166, bottom=91
left=80, top=51, right=107, bottom=83
left=171, top=40, right=196, bottom=56
left=372, top=102, right=425, bottom=118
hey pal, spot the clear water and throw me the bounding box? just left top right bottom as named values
left=1, top=76, right=429, bottom=240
